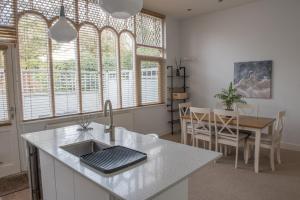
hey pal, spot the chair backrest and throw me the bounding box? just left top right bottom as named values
left=274, top=111, right=286, bottom=140
left=179, top=102, right=192, bottom=132
left=214, top=109, right=240, bottom=140
left=190, top=107, right=212, bottom=136
left=235, top=103, right=259, bottom=118
left=179, top=102, right=191, bottom=118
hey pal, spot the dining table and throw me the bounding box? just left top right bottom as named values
left=181, top=113, right=276, bottom=173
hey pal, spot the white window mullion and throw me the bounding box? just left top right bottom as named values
left=117, top=35, right=122, bottom=108
left=48, top=37, right=55, bottom=117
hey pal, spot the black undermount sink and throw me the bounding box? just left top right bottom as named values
left=60, top=140, right=147, bottom=174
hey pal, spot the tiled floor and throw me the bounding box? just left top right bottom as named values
left=0, top=189, right=30, bottom=200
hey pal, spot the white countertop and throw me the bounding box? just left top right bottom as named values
left=22, top=123, right=221, bottom=200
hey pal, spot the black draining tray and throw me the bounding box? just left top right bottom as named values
left=80, top=146, right=147, bottom=174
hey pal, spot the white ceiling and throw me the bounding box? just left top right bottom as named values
left=143, top=0, right=259, bottom=19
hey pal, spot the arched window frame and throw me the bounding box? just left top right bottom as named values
left=100, top=27, right=120, bottom=109
left=78, top=23, right=102, bottom=113
left=14, top=3, right=165, bottom=121
left=119, top=31, right=137, bottom=108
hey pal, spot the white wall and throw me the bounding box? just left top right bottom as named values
left=179, top=0, right=300, bottom=148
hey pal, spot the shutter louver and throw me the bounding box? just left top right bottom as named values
left=18, top=14, right=53, bottom=120
left=14, top=0, right=165, bottom=121
left=101, top=29, right=120, bottom=109
left=0, top=0, right=16, bottom=42
left=79, top=25, right=102, bottom=112
left=0, top=48, right=9, bottom=122
left=52, top=21, right=80, bottom=116
left=120, top=32, right=136, bottom=108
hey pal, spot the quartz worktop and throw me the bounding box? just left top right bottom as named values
left=22, top=122, right=221, bottom=200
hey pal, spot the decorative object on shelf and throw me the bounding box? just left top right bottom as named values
left=234, top=60, right=272, bottom=99
left=77, top=115, right=94, bottom=131
left=48, top=1, right=77, bottom=43
left=98, top=0, right=143, bottom=19
left=167, top=65, right=189, bottom=135
left=214, top=82, right=246, bottom=111
left=175, top=58, right=182, bottom=76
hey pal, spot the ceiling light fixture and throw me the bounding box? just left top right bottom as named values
left=48, top=2, right=77, bottom=43
left=96, top=0, right=143, bottom=19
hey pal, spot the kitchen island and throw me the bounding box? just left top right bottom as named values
left=22, top=123, right=221, bottom=200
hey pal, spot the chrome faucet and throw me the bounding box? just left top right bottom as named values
left=104, top=100, right=115, bottom=141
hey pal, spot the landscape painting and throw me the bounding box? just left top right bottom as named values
left=234, top=60, right=272, bottom=99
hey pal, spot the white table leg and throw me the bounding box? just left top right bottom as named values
left=181, top=119, right=187, bottom=144
left=254, top=129, right=261, bottom=173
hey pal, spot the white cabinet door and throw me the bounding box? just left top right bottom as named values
left=39, top=150, right=110, bottom=200
left=39, top=150, right=57, bottom=200
left=55, top=160, right=75, bottom=200
left=74, top=173, right=110, bottom=200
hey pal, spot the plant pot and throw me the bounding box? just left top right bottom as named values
left=225, top=108, right=234, bottom=118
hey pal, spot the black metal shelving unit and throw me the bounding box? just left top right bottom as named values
left=167, top=66, right=189, bottom=135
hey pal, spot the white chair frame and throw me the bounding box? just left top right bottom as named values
left=245, top=111, right=286, bottom=171
left=179, top=102, right=192, bottom=144
left=214, top=109, right=247, bottom=169
left=235, top=103, right=259, bottom=118
left=190, top=107, right=213, bottom=150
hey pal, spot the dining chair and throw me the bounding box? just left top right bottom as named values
left=179, top=102, right=192, bottom=144
left=214, top=109, right=248, bottom=168
left=235, top=103, right=259, bottom=118
left=235, top=103, right=259, bottom=137
left=190, top=107, right=213, bottom=150
left=245, top=111, right=286, bottom=171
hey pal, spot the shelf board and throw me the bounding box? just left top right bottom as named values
left=167, top=86, right=189, bottom=89
left=167, top=98, right=189, bottom=101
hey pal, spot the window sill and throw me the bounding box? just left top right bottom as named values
left=21, top=103, right=166, bottom=126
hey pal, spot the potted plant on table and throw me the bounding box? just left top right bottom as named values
left=214, top=82, right=246, bottom=111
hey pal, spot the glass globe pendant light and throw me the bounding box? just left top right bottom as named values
left=99, top=0, right=143, bottom=19
left=48, top=1, right=77, bottom=43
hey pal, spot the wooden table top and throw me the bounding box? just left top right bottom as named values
left=181, top=113, right=275, bottom=129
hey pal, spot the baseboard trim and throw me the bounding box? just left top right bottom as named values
left=281, top=142, right=300, bottom=152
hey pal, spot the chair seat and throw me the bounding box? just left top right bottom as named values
left=248, top=134, right=273, bottom=143
left=194, top=127, right=215, bottom=135
left=218, top=132, right=248, bottom=141
left=186, top=123, right=192, bottom=134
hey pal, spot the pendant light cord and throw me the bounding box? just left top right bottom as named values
left=60, top=0, right=65, bottom=17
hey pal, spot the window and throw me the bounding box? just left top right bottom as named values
left=101, top=29, right=119, bottom=109
left=13, top=1, right=165, bottom=121
left=79, top=25, right=101, bottom=113
left=0, top=48, right=9, bottom=122
left=52, top=21, right=79, bottom=116
left=18, top=14, right=52, bottom=120
left=140, top=61, right=161, bottom=105
left=120, top=32, right=136, bottom=108
left=137, top=46, right=163, bottom=57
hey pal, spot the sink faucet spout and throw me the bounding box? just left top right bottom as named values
left=104, top=100, right=115, bottom=141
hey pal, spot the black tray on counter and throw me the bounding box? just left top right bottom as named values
left=80, top=146, right=147, bottom=174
